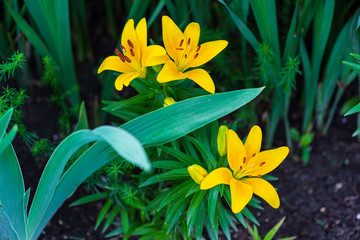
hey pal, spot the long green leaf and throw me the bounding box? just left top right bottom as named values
left=0, top=109, right=26, bottom=239
left=0, top=209, right=20, bottom=240
left=4, top=1, right=51, bottom=58
left=28, top=126, right=148, bottom=239
left=219, top=0, right=260, bottom=50
left=121, top=88, right=264, bottom=147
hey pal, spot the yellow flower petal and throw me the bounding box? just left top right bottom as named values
left=187, top=40, right=228, bottom=68
left=184, top=22, right=200, bottom=51
left=114, top=72, right=141, bottom=91
left=121, top=19, right=141, bottom=63
left=227, top=130, right=246, bottom=172
left=162, top=16, right=185, bottom=62
left=143, top=45, right=167, bottom=66
left=200, top=167, right=232, bottom=190
left=157, top=60, right=187, bottom=83
left=97, top=56, right=132, bottom=74
left=249, top=146, right=289, bottom=176
left=242, top=178, right=280, bottom=209
left=230, top=178, right=253, bottom=213
left=185, top=68, right=215, bottom=94
left=135, top=18, right=147, bottom=56
left=244, top=125, right=262, bottom=161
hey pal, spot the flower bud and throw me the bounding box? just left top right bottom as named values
left=188, top=164, right=208, bottom=184
left=163, top=97, right=176, bottom=107
left=217, top=125, right=229, bottom=157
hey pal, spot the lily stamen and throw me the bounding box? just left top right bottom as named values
left=196, top=45, right=201, bottom=52
left=120, top=45, right=126, bottom=52
left=124, top=56, right=131, bottom=63
left=194, top=53, right=199, bottom=58
left=130, top=49, right=135, bottom=57
left=187, top=38, right=191, bottom=45
left=179, top=39, right=184, bottom=47
left=115, top=49, right=125, bottom=62
left=127, top=39, right=134, bottom=48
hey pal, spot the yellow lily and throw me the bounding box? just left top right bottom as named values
left=201, top=126, right=289, bottom=213
left=98, top=18, right=168, bottom=91
left=157, top=16, right=228, bottom=94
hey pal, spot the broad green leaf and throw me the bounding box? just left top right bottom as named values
left=242, top=207, right=259, bottom=226
left=0, top=108, right=14, bottom=141
left=0, top=109, right=26, bottom=240
left=165, top=197, right=191, bottom=233
left=28, top=126, right=148, bottom=239
left=0, top=209, right=20, bottom=240
left=0, top=125, right=18, bottom=156
left=102, top=205, right=120, bottom=233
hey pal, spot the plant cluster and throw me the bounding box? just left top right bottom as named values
left=1, top=0, right=359, bottom=239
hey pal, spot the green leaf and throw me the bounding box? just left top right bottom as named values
left=185, top=183, right=200, bottom=197
left=302, top=147, right=310, bottom=165
left=219, top=0, right=260, bottom=50
left=157, top=180, right=194, bottom=211
left=151, top=160, right=187, bottom=170
left=208, top=186, right=219, bottom=229
left=69, top=192, right=108, bottom=207
left=290, top=128, right=300, bottom=142
left=242, top=207, right=259, bottom=226
left=345, top=102, right=360, bottom=116
left=263, top=217, right=286, bottom=240
left=0, top=125, right=18, bottom=156
left=95, top=199, right=112, bottom=230
left=140, top=169, right=189, bottom=187
left=165, top=197, right=191, bottom=233
left=158, top=146, right=200, bottom=166
left=102, top=205, right=120, bottom=233
left=74, top=102, right=89, bottom=131
left=0, top=209, right=20, bottom=240
left=121, top=87, right=264, bottom=147
left=0, top=109, right=26, bottom=240
left=185, top=135, right=217, bottom=170
left=28, top=126, right=148, bottom=239
left=186, top=190, right=207, bottom=225
left=300, top=132, right=314, bottom=146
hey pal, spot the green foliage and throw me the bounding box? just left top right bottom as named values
left=246, top=217, right=296, bottom=240
left=0, top=50, right=26, bottom=81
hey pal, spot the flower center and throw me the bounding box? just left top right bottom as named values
left=115, top=39, right=142, bottom=71
left=232, top=156, right=266, bottom=180
left=175, top=38, right=201, bottom=72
